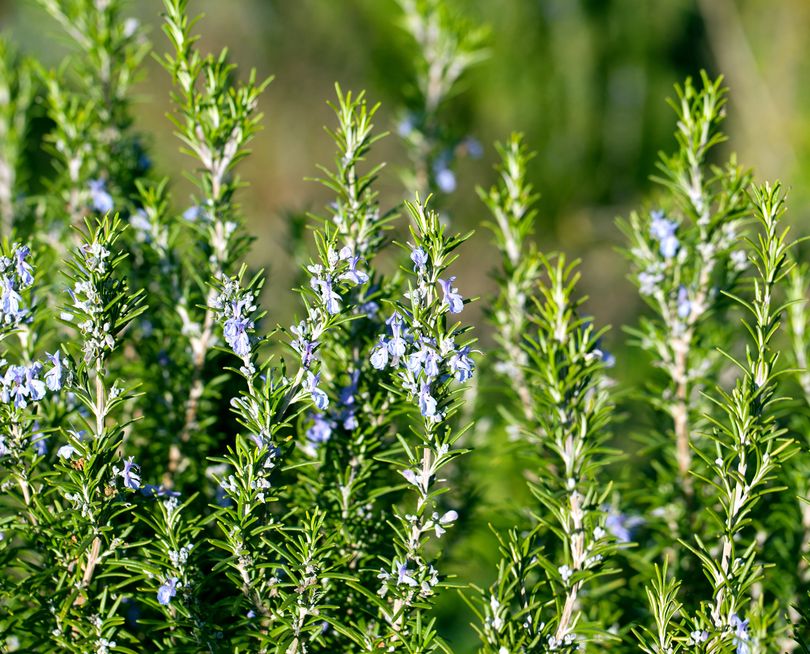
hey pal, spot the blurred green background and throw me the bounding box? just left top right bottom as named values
left=2, top=0, right=810, bottom=648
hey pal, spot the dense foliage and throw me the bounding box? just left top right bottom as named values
left=1, top=1, right=809, bottom=653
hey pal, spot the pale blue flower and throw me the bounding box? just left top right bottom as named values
left=57, top=444, right=76, bottom=459
left=650, top=210, right=679, bottom=259
left=339, top=256, right=369, bottom=285
left=649, top=210, right=676, bottom=240
left=3, top=365, right=29, bottom=408
left=120, top=456, right=141, bottom=490
left=730, top=614, right=750, bottom=654
left=306, top=371, right=329, bottom=411
left=25, top=363, right=46, bottom=402
left=183, top=205, right=202, bottom=222
left=45, top=352, right=64, bottom=392
left=157, top=577, right=178, bottom=605
left=418, top=381, right=437, bottom=418
left=676, top=286, right=691, bottom=319
left=397, top=563, right=419, bottom=587
left=370, top=337, right=389, bottom=370
left=359, top=300, right=380, bottom=319
left=141, top=484, right=181, bottom=498
left=435, top=164, right=456, bottom=193
left=89, top=179, right=114, bottom=213
left=464, top=136, right=484, bottom=159
left=306, top=414, right=332, bottom=445
left=398, top=113, right=416, bottom=137
left=1, top=276, right=23, bottom=322
left=406, top=342, right=429, bottom=376
left=424, top=349, right=440, bottom=379
left=30, top=424, right=48, bottom=455
left=313, top=278, right=341, bottom=315
left=448, top=346, right=474, bottom=382
left=605, top=510, right=643, bottom=543
left=130, top=209, right=152, bottom=241
left=223, top=316, right=251, bottom=357
left=659, top=235, right=679, bottom=258
left=638, top=269, right=663, bottom=296
left=438, top=277, right=464, bottom=314
left=411, top=247, right=428, bottom=272
left=388, top=316, right=407, bottom=358
left=14, top=245, right=33, bottom=287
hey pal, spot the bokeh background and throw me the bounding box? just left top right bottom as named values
left=2, top=0, right=810, bottom=648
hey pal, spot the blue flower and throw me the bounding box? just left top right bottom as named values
left=359, top=299, right=380, bottom=319
left=141, top=484, right=180, bottom=499
left=406, top=342, right=428, bottom=375
left=676, top=286, right=691, bottom=319
left=25, top=363, right=46, bottom=402
left=306, top=414, right=333, bottom=445
left=306, top=371, right=329, bottom=411
left=45, top=352, right=64, bottom=391
left=370, top=336, right=390, bottom=370
left=448, top=346, right=474, bottom=382
left=659, top=235, right=679, bottom=259
left=411, top=247, right=428, bottom=272
left=290, top=322, right=317, bottom=368
left=339, top=370, right=359, bottom=407
left=312, top=277, right=341, bottom=315
left=3, top=365, right=29, bottom=408
left=157, top=577, right=178, bottom=605
left=120, top=456, right=141, bottom=491
left=407, top=341, right=440, bottom=379
left=57, top=444, right=77, bottom=459
left=464, top=136, right=484, bottom=159
left=418, top=381, right=437, bottom=418
left=423, top=349, right=440, bottom=379
left=397, top=563, right=419, bottom=587
left=1, top=276, right=23, bottom=322
left=605, top=509, right=643, bottom=543
left=14, top=245, right=33, bottom=287
left=434, top=161, right=457, bottom=194
left=388, top=315, right=407, bottom=358
left=299, top=340, right=316, bottom=368
left=649, top=210, right=679, bottom=259
left=438, top=277, right=464, bottom=314
left=88, top=179, right=114, bottom=214
left=223, top=316, right=251, bottom=357
left=730, top=614, right=750, bottom=654
left=397, top=114, right=416, bottom=138
left=130, top=209, right=152, bottom=241
left=638, top=269, right=663, bottom=296
left=339, top=256, right=369, bottom=286
left=183, top=205, right=201, bottom=221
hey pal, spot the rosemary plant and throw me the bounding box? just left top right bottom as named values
left=0, top=2, right=808, bottom=654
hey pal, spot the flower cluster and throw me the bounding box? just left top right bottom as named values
left=0, top=353, right=63, bottom=411
left=307, top=245, right=369, bottom=317
left=65, top=239, right=122, bottom=364
left=371, top=311, right=473, bottom=418
left=649, top=209, right=680, bottom=259
left=0, top=244, right=34, bottom=327
left=212, top=276, right=258, bottom=363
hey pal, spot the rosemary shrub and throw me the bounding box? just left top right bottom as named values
left=0, top=2, right=809, bottom=653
